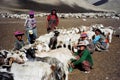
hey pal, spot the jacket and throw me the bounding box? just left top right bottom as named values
left=73, top=49, right=93, bottom=66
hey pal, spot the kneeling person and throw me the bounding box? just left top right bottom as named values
left=70, top=41, right=93, bottom=73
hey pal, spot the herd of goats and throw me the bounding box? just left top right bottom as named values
left=0, top=12, right=120, bottom=80
left=0, top=11, right=120, bottom=20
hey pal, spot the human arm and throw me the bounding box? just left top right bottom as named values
left=93, top=35, right=100, bottom=44
left=24, top=18, right=28, bottom=27
left=73, top=50, right=89, bottom=65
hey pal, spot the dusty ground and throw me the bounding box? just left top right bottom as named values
left=0, top=17, right=120, bottom=80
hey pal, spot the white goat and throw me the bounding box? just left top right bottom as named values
left=35, top=48, right=75, bottom=80
left=11, top=61, right=55, bottom=80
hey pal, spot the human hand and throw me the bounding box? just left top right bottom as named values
left=75, top=56, right=80, bottom=60
left=71, top=63, right=75, bottom=68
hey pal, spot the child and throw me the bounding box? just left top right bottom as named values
left=13, top=31, right=25, bottom=51
left=24, top=10, right=37, bottom=43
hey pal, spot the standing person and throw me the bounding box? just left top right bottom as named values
left=24, top=10, right=37, bottom=44
left=47, top=9, right=59, bottom=33
left=13, top=31, right=25, bottom=51
left=69, top=41, right=93, bottom=73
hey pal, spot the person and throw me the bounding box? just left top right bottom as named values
left=47, top=9, right=59, bottom=33
left=24, top=10, right=37, bottom=43
left=69, top=41, right=93, bottom=73
left=78, top=33, right=89, bottom=45
left=93, top=29, right=109, bottom=51
left=73, top=33, right=95, bottom=54
left=13, top=31, right=25, bottom=51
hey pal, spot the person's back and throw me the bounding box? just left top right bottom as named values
left=14, top=39, right=25, bottom=50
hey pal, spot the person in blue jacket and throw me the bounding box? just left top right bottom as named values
left=93, top=29, right=108, bottom=51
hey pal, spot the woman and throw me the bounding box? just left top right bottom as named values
left=47, top=9, right=59, bottom=33
left=24, top=10, right=37, bottom=43
left=69, top=41, right=93, bottom=73
left=93, top=29, right=108, bottom=51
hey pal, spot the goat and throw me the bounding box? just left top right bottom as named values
left=36, top=57, right=66, bottom=80
left=0, top=71, right=14, bottom=80
left=35, top=48, right=75, bottom=80
left=10, top=61, right=56, bottom=80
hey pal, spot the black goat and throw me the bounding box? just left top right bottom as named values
left=0, top=72, right=14, bottom=80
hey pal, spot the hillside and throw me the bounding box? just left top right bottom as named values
left=86, top=0, right=120, bottom=13
left=0, top=0, right=111, bottom=13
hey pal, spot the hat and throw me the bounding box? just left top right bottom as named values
left=29, top=30, right=33, bottom=34
left=77, top=41, right=87, bottom=47
left=80, top=33, right=87, bottom=38
left=14, top=31, right=24, bottom=36
left=29, top=10, right=34, bottom=15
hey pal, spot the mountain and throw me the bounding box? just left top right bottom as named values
left=96, top=0, right=120, bottom=13
left=0, top=0, right=119, bottom=13
left=86, top=0, right=120, bottom=13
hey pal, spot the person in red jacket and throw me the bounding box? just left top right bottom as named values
left=47, top=9, right=59, bottom=33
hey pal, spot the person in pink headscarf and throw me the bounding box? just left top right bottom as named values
left=24, top=10, right=37, bottom=44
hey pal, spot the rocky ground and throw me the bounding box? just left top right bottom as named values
left=0, top=17, right=120, bottom=80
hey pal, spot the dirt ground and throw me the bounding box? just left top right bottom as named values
left=0, top=17, right=120, bottom=80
